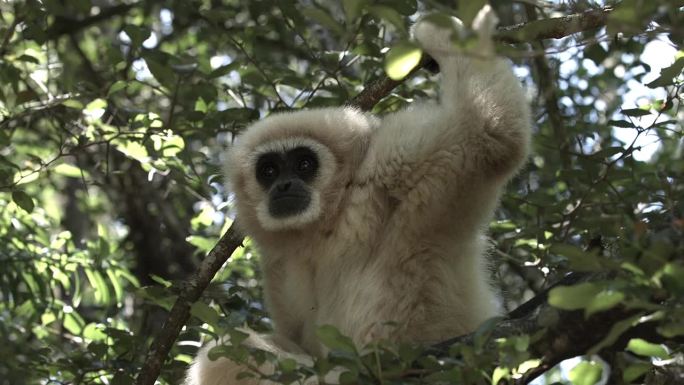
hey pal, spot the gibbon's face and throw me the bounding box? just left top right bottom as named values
left=256, top=146, right=319, bottom=218
left=228, top=107, right=375, bottom=233
left=245, top=137, right=337, bottom=231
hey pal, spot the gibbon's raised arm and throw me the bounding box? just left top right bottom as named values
left=360, top=9, right=531, bottom=228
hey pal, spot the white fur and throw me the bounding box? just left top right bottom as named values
left=190, top=9, right=531, bottom=385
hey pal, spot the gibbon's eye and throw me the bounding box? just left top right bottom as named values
left=256, top=153, right=282, bottom=187
left=288, top=147, right=319, bottom=180
left=258, top=162, right=278, bottom=179
left=297, top=156, right=314, bottom=172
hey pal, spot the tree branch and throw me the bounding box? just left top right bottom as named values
left=497, top=6, right=613, bottom=44
left=46, top=2, right=142, bottom=38
left=134, top=6, right=628, bottom=385
left=349, top=6, right=615, bottom=111
left=523, top=5, right=572, bottom=171
left=134, top=223, right=244, bottom=385
left=430, top=272, right=671, bottom=385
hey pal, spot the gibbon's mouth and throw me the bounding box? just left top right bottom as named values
left=272, top=194, right=308, bottom=201
left=269, top=194, right=312, bottom=218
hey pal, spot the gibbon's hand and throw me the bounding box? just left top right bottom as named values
left=412, top=4, right=499, bottom=60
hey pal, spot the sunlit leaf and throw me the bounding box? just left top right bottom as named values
left=186, top=235, right=215, bottom=253
left=384, top=41, right=422, bottom=80
left=53, top=163, right=84, bottom=178
left=491, top=366, right=509, bottom=385
left=626, top=338, right=669, bottom=359
left=569, top=360, right=602, bottom=385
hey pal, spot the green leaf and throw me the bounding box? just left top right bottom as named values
left=105, top=268, right=124, bottom=305
left=368, top=5, right=406, bottom=32
left=569, top=360, right=602, bottom=385
left=186, top=235, right=215, bottom=253
left=646, top=57, right=684, bottom=88
left=83, top=323, right=108, bottom=341
left=228, top=328, right=250, bottom=346
left=626, top=338, right=669, bottom=359
left=62, top=99, right=84, bottom=109
left=301, top=7, right=344, bottom=35
left=316, top=325, right=357, bottom=355
left=585, top=290, right=624, bottom=317
left=342, top=0, right=365, bottom=21
left=209, top=62, right=241, bottom=79
left=279, top=358, right=298, bottom=373
left=207, top=343, right=249, bottom=363
left=122, top=25, right=150, bottom=48
left=661, top=262, right=684, bottom=294
left=190, top=302, right=220, bottom=326
left=54, top=163, right=84, bottom=178
left=144, top=56, right=176, bottom=88
left=621, top=108, right=651, bottom=117
left=491, top=366, right=509, bottom=385
left=608, top=120, right=635, bottom=128
left=115, top=140, right=149, bottom=164
left=657, top=323, right=684, bottom=338
left=623, top=362, right=652, bottom=383
left=551, top=244, right=602, bottom=272
left=548, top=282, right=602, bottom=310
left=12, top=190, right=34, bottom=212
left=107, top=80, right=127, bottom=96
left=63, top=310, right=86, bottom=335
left=85, top=269, right=111, bottom=305
left=384, top=41, right=422, bottom=80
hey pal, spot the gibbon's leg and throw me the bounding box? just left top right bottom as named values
left=186, top=329, right=315, bottom=385
left=361, top=5, right=532, bottom=230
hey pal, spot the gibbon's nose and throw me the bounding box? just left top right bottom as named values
left=276, top=181, right=292, bottom=192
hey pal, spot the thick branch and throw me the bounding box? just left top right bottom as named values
left=46, top=2, right=142, bottom=38
left=430, top=272, right=675, bottom=385
left=497, top=6, right=612, bottom=44
left=134, top=223, right=244, bottom=385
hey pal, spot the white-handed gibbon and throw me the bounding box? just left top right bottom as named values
left=188, top=6, right=531, bottom=385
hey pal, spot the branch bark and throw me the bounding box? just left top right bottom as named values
left=134, top=6, right=626, bottom=385
left=46, top=2, right=142, bottom=38
left=134, top=223, right=244, bottom=385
